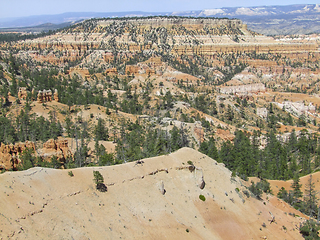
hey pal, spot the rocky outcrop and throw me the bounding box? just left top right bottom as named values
left=274, top=101, right=316, bottom=117
left=257, top=107, right=268, bottom=119
left=18, top=87, right=28, bottom=100
left=216, top=129, right=235, bottom=141
left=125, top=65, right=139, bottom=75
left=125, top=64, right=156, bottom=76
left=159, top=180, right=166, bottom=195
left=41, top=138, right=72, bottom=162
left=37, top=89, right=59, bottom=103
left=0, top=141, right=36, bottom=170
left=0, top=139, right=73, bottom=170
left=53, top=89, right=59, bottom=102
left=219, top=83, right=266, bottom=95
left=3, top=17, right=317, bottom=69
left=37, top=89, right=52, bottom=103
left=194, top=121, right=204, bottom=144
left=105, top=68, right=117, bottom=74
left=171, top=42, right=317, bottom=57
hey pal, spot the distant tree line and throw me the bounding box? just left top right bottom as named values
left=0, top=31, right=56, bottom=43
left=200, top=129, right=320, bottom=180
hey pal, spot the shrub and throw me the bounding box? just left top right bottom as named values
left=68, top=171, right=74, bottom=177
left=187, top=160, right=194, bottom=166
left=243, top=190, right=250, bottom=198
left=248, top=181, right=262, bottom=200
left=240, top=174, right=248, bottom=181
left=248, top=179, right=272, bottom=200
left=199, top=194, right=206, bottom=201
left=256, top=179, right=272, bottom=194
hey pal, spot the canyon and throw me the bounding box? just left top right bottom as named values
left=0, top=15, right=320, bottom=239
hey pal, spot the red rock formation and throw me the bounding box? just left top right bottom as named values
left=125, top=65, right=139, bottom=75
left=216, top=129, right=235, bottom=141
left=0, top=138, right=73, bottom=170
left=37, top=89, right=53, bottom=103
left=105, top=68, right=118, bottom=74
left=69, top=67, right=90, bottom=77
left=0, top=141, right=36, bottom=170
left=18, top=87, right=28, bottom=100
left=194, top=121, right=204, bottom=144
left=53, top=89, right=59, bottom=102
left=42, top=138, right=72, bottom=162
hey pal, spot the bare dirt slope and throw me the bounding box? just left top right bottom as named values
left=0, top=148, right=305, bottom=239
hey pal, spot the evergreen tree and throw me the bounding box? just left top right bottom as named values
left=287, top=129, right=298, bottom=153
left=10, top=77, right=18, bottom=97
left=249, top=181, right=263, bottom=200
left=277, top=187, right=291, bottom=203
left=303, top=175, right=318, bottom=218
left=0, top=116, right=17, bottom=144
left=299, top=220, right=320, bottom=240
left=262, top=131, right=288, bottom=180
left=93, top=170, right=107, bottom=192
left=291, top=174, right=303, bottom=199
left=19, top=148, right=36, bottom=170
left=170, top=125, right=181, bottom=152
left=99, top=152, right=114, bottom=166
left=232, top=130, right=254, bottom=177
left=94, top=118, right=109, bottom=141
left=226, top=104, right=234, bottom=121
left=297, top=131, right=311, bottom=175
left=212, top=100, right=218, bottom=115
left=290, top=173, right=303, bottom=210
left=199, top=137, right=219, bottom=161
left=219, top=140, right=235, bottom=170
left=65, top=116, right=73, bottom=137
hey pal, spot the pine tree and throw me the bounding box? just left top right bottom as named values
left=94, top=118, right=109, bottom=141
left=290, top=173, right=303, bottom=210
left=287, top=129, right=297, bottom=153
left=219, top=140, right=235, bottom=171
left=299, top=219, right=320, bottom=239
left=226, top=104, right=234, bottom=121
left=232, top=130, right=254, bottom=177
left=303, top=175, right=318, bottom=217
left=10, top=77, right=18, bottom=97
left=199, top=137, right=219, bottom=161
left=291, top=174, right=303, bottom=199
left=19, top=148, right=36, bottom=170
left=262, top=130, right=288, bottom=180
left=93, top=170, right=107, bottom=192
left=298, top=131, right=311, bottom=175
left=65, top=116, right=73, bottom=137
